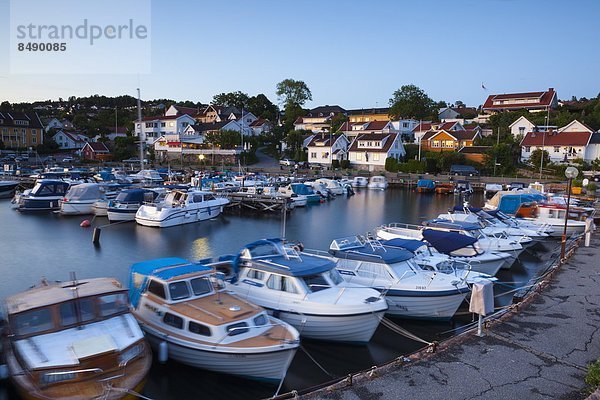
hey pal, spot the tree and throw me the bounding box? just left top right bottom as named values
left=284, top=129, right=310, bottom=159
left=389, top=84, right=435, bottom=120
left=205, top=129, right=241, bottom=149
left=455, top=100, right=465, bottom=107
left=276, top=79, right=312, bottom=110
left=247, top=94, right=278, bottom=121
left=212, top=91, right=249, bottom=110
left=529, top=149, right=550, bottom=169
left=330, top=113, right=348, bottom=132
left=0, top=101, right=11, bottom=111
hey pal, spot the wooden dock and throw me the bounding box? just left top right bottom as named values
left=221, top=193, right=292, bottom=212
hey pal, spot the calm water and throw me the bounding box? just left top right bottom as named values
left=0, top=189, right=555, bottom=399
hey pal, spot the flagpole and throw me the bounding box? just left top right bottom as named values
left=418, top=120, right=422, bottom=161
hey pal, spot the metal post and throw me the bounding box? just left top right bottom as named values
left=136, top=88, right=144, bottom=171
left=281, top=200, right=287, bottom=239
left=477, top=314, right=484, bottom=337
left=560, top=178, right=573, bottom=259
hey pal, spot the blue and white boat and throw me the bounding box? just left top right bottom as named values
left=13, top=179, right=70, bottom=212
left=107, top=188, right=163, bottom=222
left=279, top=183, right=321, bottom=203
left=216, top=239, right=388, bottom=344
left=0, top=181, right=19, bottom=199
left=128, top=257, right=299, bottom=382
left=327, top=236, right=470, bottom=320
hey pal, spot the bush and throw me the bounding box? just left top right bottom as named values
left=340, top=159, right=350, bottom=169
left=398, top=159, right=425, bottom=173
left=385, top=157, right=399, bottom=172
left=331, top=159, right=340, bottom=169
left=586, top=359, right=600, bottom=394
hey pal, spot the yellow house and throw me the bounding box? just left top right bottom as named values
left=347, top=107, right=390, bottom=123
left=420, top=129, right=481, bottom=152
left=0, top=111, right=45, bottom=148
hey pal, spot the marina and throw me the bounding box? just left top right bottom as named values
left=0, top=186, right=581, bottom=399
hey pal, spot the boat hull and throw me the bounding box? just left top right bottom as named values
left=383, top=290, right=468, bottom=320
left=17, top=197, right=63, bottom=211
left=136, top=205, right=224, bottom=228
left=60, top=200, right=96, bottom=215
left=142, top=326, right=296, bottom=382
left=107, top=208, right=138, bottom=222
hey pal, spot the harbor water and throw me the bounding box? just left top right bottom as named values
left=0, top=188, right=555, bottom=399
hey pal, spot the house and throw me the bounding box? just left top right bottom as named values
left=347, top=133, right=405, bottom=171
left=165, top=104, right=203, bottom=118
left=249, top=119, right=272, bottom=135
left=43, top=117, right=64, bottom=133
left=338, top=120, right=396, bottom=142
left=81, top=142, right=111, bottom=161
left=92, top=127, right=128, bottom=142
left=134, top=114, right=196, bottom=145
left=482, top=88, right=558, bottom=114
left=458, top=146, right=491, bottom=164
left=52, top=130, right=88, bottom=150
left=412, top=121, right=464, bottom=142
left=0, top=111, right=44, bottom=148
left=509, top=116, right=536, bottom=138
left=306, top=133, right=349, bottom=166
left=438, top=106, right=479, bottom=124
left=420, top=128, right=481, bottom=152
left=346, top=107, right=390, bottom=123
left=280, top=133, right=314, bottom=155
left=390, top=119, right=419, bottom=142
left=520, top=120, right=597, bottom=163
left=294, top=105, right=347, bottom=133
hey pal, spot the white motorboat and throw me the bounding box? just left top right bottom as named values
left=351, top=176, right=368, bottom=188
left=327, top=236, right=470, bottom=320
left=304, top=181, right=331, bottom=199
left=136, top=189, right=229, bottom=228
left=60, top=183, right=112, bottom=215
left=278, top=183, right=321, bottom=204
left=130, top=169, right=164, bottom=184
left=129, top=257, right=299, bottom=382
left=519, top=203, right=588, bottom=237
left=375, top=223, right=515, bottom=272
left=13, top=180, right=70, bottom=212
left=215, top=239, right=387, bottom=344
left=454, top=180, right=473, bottom=195
left=315, top=178, right=345, bottom=196
left=107, top=188, right=163, bottom=222
left=261, top=186, right=307, bottom=207
left=367, top=176, right=388, bottom=190
left=484, top=183, right=503, bottom=199
left=379, top=237, right=498, bottom=282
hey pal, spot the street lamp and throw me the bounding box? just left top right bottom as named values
left=560, top=166, right=579, bottom=259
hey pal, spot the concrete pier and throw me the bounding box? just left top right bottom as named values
left=304, top=235, right=600, bottom=400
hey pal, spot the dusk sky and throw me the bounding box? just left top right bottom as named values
left=1, top=0, right=599, bottom=108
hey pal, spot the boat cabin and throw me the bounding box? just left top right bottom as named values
left=30, top=180, right=70, bottom=197
left=163, top=190, right=219, bottom=207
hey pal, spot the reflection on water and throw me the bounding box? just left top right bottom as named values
left=0, top=189, right=553, bottom=399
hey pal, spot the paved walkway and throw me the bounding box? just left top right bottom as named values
left=308, top=236, right=600, bottom=400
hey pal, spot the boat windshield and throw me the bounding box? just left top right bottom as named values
left=302, top=274, right=331, bottom=292
left=98, top=293, right=129, bottom=317
left=169, top=281, right=191, bottom=301
left=190, top=277, right=213, bottom=297
left=11, top=308, right=54, bottom=336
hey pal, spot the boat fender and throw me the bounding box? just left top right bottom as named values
left=0, top=365, right=7, bottom=380
left=158, top=341, right=168, bottom=364
left=80, top=219, right=91, bottom=228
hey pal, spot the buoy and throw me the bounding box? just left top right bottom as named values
left=80, top=220, right=91, bottom=228
left=158, top=341, right=168, bottom=364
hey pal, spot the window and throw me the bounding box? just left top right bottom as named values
left=32, top=137, right=37, bottom=144
left=303, top=274, right=330, bottom=292
left=147, top=280, right=166, bottom=299
left=524, top=146, right=531, bottom=153
left=161, top=122, right=166, bottom=127
left=169, top=122, right=174, bottom=127
left=246, top=269, right=265, bottom=280
left=12, top=308, right=54, bottom=336
left=327, top=269, right=344, bottom=285
left=190, top=277, right=212, bottom=296
left=98, top=293, right=129, bottom=317
left=32, top=129, right=36, bottom=135
left=189, top=321, right=211, bottom=336
left=554, top=146, right=560, bottom=153
left=266, top=274, right=298, bottom=293
left=356, top=153, right=362, bottom=161
left=163, top=313, right=183, bottom=329
left=402, top=122, right=409, bottom=128
left=519, top=127, right=525, bottom=135
left=59, top=298, right=95, bottom=326
left=169, top=281, right=191, bottom=300
left=310, top=152, right=317, bottom=158
left=432, top=141, right=440, bottom=148
left=322, top=152, right=329, bottom=159
left=373, top=153, right=380, bottom=161
left=226, top=322, right=249, bottom=336
left=253, top=314, right=268, bottom=326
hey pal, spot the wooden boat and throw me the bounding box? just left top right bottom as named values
left=435, top=182, right=454, bottom=194
left=3, top=277, right=152, bottom=400
left=129, top=258, right=299, bottom=382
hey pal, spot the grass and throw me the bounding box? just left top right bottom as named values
left=585, top=360, right=600, bottom=394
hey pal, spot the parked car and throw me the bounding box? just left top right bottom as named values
left=450, top=164, right=479, bottom=176
left=62, top=157, right=74, bottom=163
left=279, top=158, right=296, bottom=166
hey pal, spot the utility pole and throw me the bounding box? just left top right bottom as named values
left=136, top=88, right=144, bottom=171
left=417, top=120, right=422, bottom=161
left=493, top=126, right=500, bottom=176
left=539, top=111, right=549, bottom=180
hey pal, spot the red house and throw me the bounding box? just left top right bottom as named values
left=82, top=142, right=111, bottom=161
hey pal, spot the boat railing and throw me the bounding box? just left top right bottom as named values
left=366, top=238, right=386, bottom=252
left=301, top=248, right=331, bottom=258
left=42, top=368, right=104, bottom=384
left=381, top=222, right=423, bottom=231
left=282, top=246, right=302, bottom=261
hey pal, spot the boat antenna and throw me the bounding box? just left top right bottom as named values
left=137, top=88, right=144, bottom=172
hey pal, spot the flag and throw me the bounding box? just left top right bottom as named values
left=481, top=82, right=487, bottom=90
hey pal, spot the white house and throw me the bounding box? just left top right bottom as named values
left=134, top=114, right=196, bottom=145
left=307, top=133, right=349, bottom=165
left=165, top=104, right=202, bottom=117
left=347, top=133, right=405, bottom=171
left=509, top=116, right=536, bottom=138
left=294, top=105, right=346, bottom=133
left=520, top=120, right=597, bottom=163
left=52, top=130, right=88, bottom=150
left=249, top=119, right=272, bottom=136
left=390, top=119, right=419, bottom=142
left=44, top=117, right=64, bottom=133
left=438, top=107, right=478, bottom=125
left=338, top=120, right=396, bottom=142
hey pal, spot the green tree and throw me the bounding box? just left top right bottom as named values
left=385, top=157, right=399, bottom=172
left=389, top=84, right=435, bottom=119
left=284, top=129, right=311, bottom=159
left=529, top=149, right=550, bottom=169
left=205, top=129, right=241, bottom=149
left=112, top=136, right=136, bottom=161
left=247, top=94, right=279, bottom=121
left=483, top=143, right=517, bottom=175
left=330, top=113, right=348, bottom=132
left=212, top=91, right=250, bottom=110
left=276, top=79, right=312, bottom=112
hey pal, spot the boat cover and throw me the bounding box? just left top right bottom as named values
left=497, top=194, right=545, bottom=214
left=422, top=218, right=481, bottom=231
left=417, top=179, right=435, bottom=189
left=329, top=244, right=414, bottom=264
left=422, top=229, right=478, bottom=255
left=114, top=188, right=157, bottom=203
left=382, top=238, right=427, bottom=253
left=128, top=257, right=211, bottom=307
left=65, top=183, right=101, bottom=201
left=452, top=206, right=482, bottom=213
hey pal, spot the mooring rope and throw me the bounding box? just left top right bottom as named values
left=300, top=344, right=335, bottom=378
left=380, top=318, right=432, bottom=345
